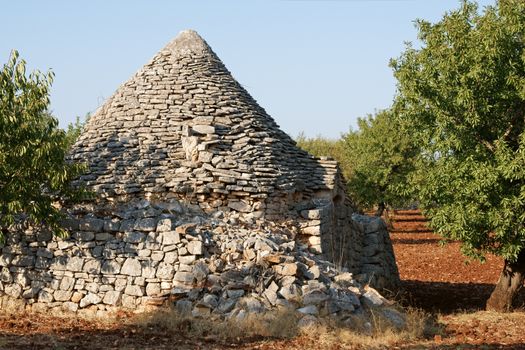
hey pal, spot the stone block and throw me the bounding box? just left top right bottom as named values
left=74, top=231, right=95, bottom=241
left=5, top=284, right=22, bottom=298
left=164, top=252, right=178, bottom=264
left=173, top=271, right=194, bottom=284
left=145, top=282, right=161, bottom=296
left=135, top=218, right=157, bottom=232
left=83, top=259, right=102, bottom=274
left=121, top=258, right=142, bottom=276
left=66, top=257, right=84, bottom=272
left=193, top=125, right=215, bottom=134
left=160, top=231, right=180, bottom=245
left=302, top=226, right=321, bottom=236
left=301, top=208, right=328, bottom=220
left=124, top=231, right=145, bottom=244
left=79, top=218, right=104, bottom=232
left=151, top=251, right=164, bottom=261
left=178, top=255, right=196, bottom=265
left=228, top=201, right=251, bottom=213
left=38, top=289, right=54, bottom=303
left=156, top=218, right=173, bottom=232
left=54, top=290, right=73, bottom=302
left=156, top=262, right=175, bottom=280
left=59, top=276, right=75, bottom=291
left=187, top=241, right=203, bottom=255
left=80, top=293, right=102, bottom=308
left=101, top=260, right=121, bottom=274
left=104, top=220, right=121, bottom=232
left=124, top=285, right=144, bottom=297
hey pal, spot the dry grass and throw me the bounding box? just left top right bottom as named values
left=135, top=305, right=436, bottom=348
left=299, top=307, right=438, bottom=349
left=135, top=307, right=300, bottom=342
left=439, top=309, right=525, bottom=323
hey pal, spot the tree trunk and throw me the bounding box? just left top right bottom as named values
left=486, top=250, right=525, bottom=312
left=374, top=202, right=385, bottom=217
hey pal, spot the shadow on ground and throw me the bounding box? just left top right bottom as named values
left=400, top=280, right=525, bottom=314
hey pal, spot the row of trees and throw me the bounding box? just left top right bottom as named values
left=1, top=0, right=524, bottom=312
left=297, top=0, right=525, bottom=311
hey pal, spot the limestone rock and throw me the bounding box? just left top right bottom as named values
left=80, top=293, right=102, bottom=308
left=121, top=258, right=142, bottom=276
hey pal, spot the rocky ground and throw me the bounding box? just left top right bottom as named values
left=0, top=210, right=524, bottom=349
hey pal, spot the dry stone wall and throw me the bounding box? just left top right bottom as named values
left=0, top=200, right=398, bottom=324
left=0, top=30, right=400, bottom=317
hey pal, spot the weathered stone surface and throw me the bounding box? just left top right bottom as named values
left=302, top=290, right=330, bottom=305
left=156, top=262, right=175, bottom=280
left=124, top=285, right=144, bottom=297
left=145, top=283, right=161, bottom=296
left=121, top=258, right=142, bottom=276
left=60, top=276, right=75, bottom=291
left=79, top=293, right=101, bottom=308
left=361, top=288, right=385, bottom=307
left=193, top=125, right=215, bottom=135
left=174, top=271, right=194, bottom=284
left=156, top=218, right=173, bottom=232
left=75, top=231, right=95, bottom=241
left=101, top=260, right=121, bottom=274
left=297, top=305, right=318, bottom=315
left=79, top=219, right=104, bottom=232
left=274, top=262, right=297, bottom=276
left=135, top=218, right=157, bottom=232
left=66, top=257, right=84, bottom=272
left=124, top=231, right=145, bottom=244
left=83, top=260, right=102, bottom=274
left=160, top=231, right=180, bottom=245
left=5, top=284, right=22, bottom=298
left=278, top=284, right=301, bottom=301
left=228, top=201, right=251, bottom=213
left=103, top=291, right=121, bottom=306
left=187, top=241, right=204, bottom=255
left=54, top=290, right=73, bottom=302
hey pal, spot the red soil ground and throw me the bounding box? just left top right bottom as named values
left=390, top=209, right=525, bottom=349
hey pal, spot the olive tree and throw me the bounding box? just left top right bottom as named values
left=392, top=0, right=525, bottom=311
left=0, top=50, right=85, bottom=239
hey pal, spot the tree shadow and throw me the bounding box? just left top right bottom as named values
left=399, top=280, right=525, bottom=314
left=391, top=238, right=442, bottom=244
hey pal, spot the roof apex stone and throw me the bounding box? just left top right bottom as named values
left=164, top=29, right=212, bottom=57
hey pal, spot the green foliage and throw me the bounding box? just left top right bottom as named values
left=295, top=133, right=351, bottom=179
left=0, top=50, right=85, bottom=238
left=64, top=114, right=89, bottom=149
left=295, top=111, right=418, bottom=213
left=342, top=109, right=418, bottom=211
left=391, top=0, right=525, bottom=262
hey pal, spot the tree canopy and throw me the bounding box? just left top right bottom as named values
left=342, top=109, right=418, bottom=215
left=0, top=50, right=85, bottom=238
left=391, top=0, right=525, bottom=310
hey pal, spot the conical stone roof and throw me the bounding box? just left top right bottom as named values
left=71, top=30, right=341, bottom=215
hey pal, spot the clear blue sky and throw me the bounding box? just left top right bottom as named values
left=2, top=0, right=495, bottom=139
